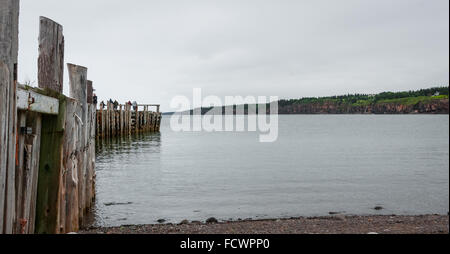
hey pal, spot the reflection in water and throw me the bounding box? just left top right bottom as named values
left=96, top=132, right=162, bottom=156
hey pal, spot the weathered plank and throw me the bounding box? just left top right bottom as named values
left=34, top=16, right=66, bottom=234
left=0, top=62, right=10, bottom=234
left=86, top=80, right=93, bottom=104
left=35, top=96, right=66, bottom=234
left=13, top=112, right=42, bottom=234
left=67, top=63, right=88, bottom=225
left=85, top=104, right=96, bottom=212
left=119, top=105, right=123, bottom=135
left=14, top=112, right=26, bottom=234
left=17, top=87, right=59, bottom=115
left=24, top=113, right=42, bottom=234
left=128, top=104, right=132, bottom=134
left=38, top=17, right=64, bottom=93
left=62, top=98, right=79, bottom=232
left=0, top=0, right=19, bottom=234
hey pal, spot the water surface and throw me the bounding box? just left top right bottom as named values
left=93, top=115, right=449, bottom=226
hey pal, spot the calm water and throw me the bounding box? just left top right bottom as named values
left=93, top=115, right=449, bottom=227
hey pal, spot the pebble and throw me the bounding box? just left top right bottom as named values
left=179, top=220, right=189, bottom=225
left=206, top=217, right=219, bottom=224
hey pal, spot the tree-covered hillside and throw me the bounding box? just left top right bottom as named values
left=279, top=87, right=449, bottom=107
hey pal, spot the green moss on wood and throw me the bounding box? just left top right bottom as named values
left=34, top=96, right=66, bottom=234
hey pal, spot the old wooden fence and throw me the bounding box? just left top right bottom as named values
left=1, top=1, right=95, bottom=234
left=96, top=103, right=162, bottom=138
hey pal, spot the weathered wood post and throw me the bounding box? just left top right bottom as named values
left=119, top=104, right=124, bottom=135
left=149, top=112, right=155, bottom=131
left=102, top=105, right=105, bottom=138
left=86, top=81, right=93, bottom=104
left=85, top=81, right=96, bottom=212
left=61, top=97, right=78, bottom=233
left=136, top=105, right=140, bottom=132
left=38, top=17, right=64, bottom=93
left=153, top=112, right=157, bottom=132
left=67, top=63, right=88, bottom=227
left=143, top=106, right=147, bottom=131
left=96, top=107, right=100, bottom=138
left=85, top=95, right=95, bottom=214
left=106, top=102, right=110, bottom=138
left=15, top=112, right=26, bottom=233
left=0, top=0, right=19, bottom=234
left=34, top=16, right=66, bottom=234
left=112, top=102, right=116, bottom=136
left=128, top=104, right=132, bottom=135
left=23, top=113, right=42, bottom=234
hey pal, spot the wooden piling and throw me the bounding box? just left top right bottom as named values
left=2, top=4, right=97, bottom=235
left=128, top=104, right=132, bottom=135
left=87, top=81, right=93, bottom=104
left=67, top=63, right=88, bottom=227
left=35, top=97, right=66, bottom=234
left=24, top=113, right=42, bottom=234
left=0, top=0, right=20, bottom=234
left=95, top=103, right=162, bottom=139
left=38, top=17, right=64, bottom=94
left=34, top=16, right=67, bottom=234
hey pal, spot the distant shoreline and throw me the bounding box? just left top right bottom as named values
left=163, top=87, right=449, bottom=115
left=163, top=111, right=450, bottom=115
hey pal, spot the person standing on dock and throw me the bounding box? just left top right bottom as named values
left=113, top=100, right=119, bottom=110
left=132, top=101, right=138, bottom=111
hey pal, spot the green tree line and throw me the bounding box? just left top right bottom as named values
left=278, top=86, right=449, bottom=107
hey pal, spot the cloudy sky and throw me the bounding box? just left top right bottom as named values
left=18, top=0, right=449, bottom=112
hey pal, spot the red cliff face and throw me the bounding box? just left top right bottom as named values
left=278, top=99, right=449, bottom=114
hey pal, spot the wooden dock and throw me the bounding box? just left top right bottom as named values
left=1, top=1, right=162, bottom=234
left=0, top=0, right=152, bottom=234
left=1, top=2, right=97, bottom=233
left=96, top=103, right=162, bottom=139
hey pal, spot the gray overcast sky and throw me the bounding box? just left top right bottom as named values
left=18, top=0, right=449, bottom=112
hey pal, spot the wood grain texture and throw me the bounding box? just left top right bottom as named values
left=67, top=63, right=88, bottom=226
left=1, top=4, right=97, bottom=234
left=14, top=112, right=26, bottom=234
left=62, top=98, right=79, bottom=232
left=24, top=113, right=41, bottom=234
left=0, top=0, right=19, bottom=234
left=38, top=17, right=64, bottom=93
left=86, top=80, right=93, bottom=104
left=35, top=96, right=66, bottom=234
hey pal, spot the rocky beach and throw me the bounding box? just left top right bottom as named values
left=81, top=215, right=448, bottom=234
